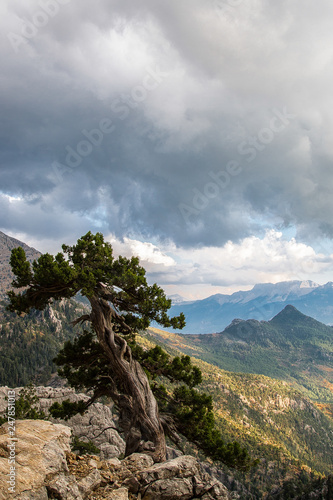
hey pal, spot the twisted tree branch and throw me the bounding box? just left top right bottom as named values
left=71, top=314, right=91, bottom=327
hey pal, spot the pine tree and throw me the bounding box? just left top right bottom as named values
left=7, top=231, right=256, bottom=469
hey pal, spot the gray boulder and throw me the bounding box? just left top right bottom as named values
left=123, top=454, right=231, bottom=500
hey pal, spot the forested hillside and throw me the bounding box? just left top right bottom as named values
left=0, top=231, right=86, bottom=386
left=1, top=299, right=333, bottom=497
left=137, top=333, right=333, bottom=497
left=147, top=306, right=333, bottom=407
left=0, top=298, right=86, bottom=386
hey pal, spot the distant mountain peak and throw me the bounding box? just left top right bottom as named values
left=271, top=304, right=305, bottom=317
left=299, top=280, right=320, bottom=289
left=229, top=318, right=244, bottom=327
left=270, top=304, right=319, bottom=328
left=251, top=280, right=320, bottom=296
left=0, top=231, right=40, bottom=254
left=167, top=294, right=190, bottom=305
left=280, top=304, right=299, bottom=312
left=169, top=279, right=333, bottom=333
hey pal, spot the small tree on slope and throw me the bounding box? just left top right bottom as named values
left=7, top=231, right=256, bottom=469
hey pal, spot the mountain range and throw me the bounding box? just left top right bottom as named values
left=169, top=280, right=333, bottom=333
left=1, top=230, right=333, bottom=335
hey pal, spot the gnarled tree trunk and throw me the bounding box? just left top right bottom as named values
left=88, top=295, right=166, bottom=462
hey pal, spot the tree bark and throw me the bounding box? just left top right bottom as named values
left=88, top=295, right=166, bottom=462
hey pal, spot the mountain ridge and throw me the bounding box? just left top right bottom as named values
left=0, top=230, right=41, bottom=297
left=1, top=230, right=332, bottom=332
left=148, top=304, right=333, bottom=403
left=169, top=280, right=333, bottom=333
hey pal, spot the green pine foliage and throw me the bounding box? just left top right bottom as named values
left=14, top=383, right=46, bottom=420
left=71, top=435, right=100, bottom=456
left=50, top=329, right=257, bottom=471
left=7, top=232, right=185, bottom=331
left=49, top=399, right=88, bottom=420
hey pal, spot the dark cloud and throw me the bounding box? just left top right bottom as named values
left=1, top=0, right=333, bottom=253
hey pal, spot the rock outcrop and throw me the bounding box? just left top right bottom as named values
left=0, top=386, right=125, bottom=460
left=0, top=419, right=232, bottom=499
left=122, top=454, right=231, bottom=499
left=0, top=420, right=75, bottom=500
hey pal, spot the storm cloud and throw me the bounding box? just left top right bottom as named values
left=1, top=0, right=333, bottom=295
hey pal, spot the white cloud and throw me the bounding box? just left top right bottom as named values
left=137, top=230, right=333, bottom=298
left=107, top=235, right=175, bottom=268
left=3, top=224, right=333, bottom=300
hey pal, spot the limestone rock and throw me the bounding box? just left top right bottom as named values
left=165, top=446, right=183, bottom=460
left=0, top=386, right=125, bottom=460
left=36, top=386, right=125, bottom=459
left=107, top=487, right=129, bottom=499
left=88, top=452, right=231, bottom=499
left=47, top=474, right=83, bottom=500
left=124, top=454, right=231, bottom=500
left=77, top=469, right=102, bottom=496
left=142, top=477, right=193, bottom=499
left=0, top=420, right=71, bottom=500
left=0, top=419, right=106, bottom=500
left=121, top=452, right=154, bottom=472
left=13, top=488, right=48, bottom=500
left=0, top=393, right=233, bottom=500
left=104, top=457, right=121, bottom=469
left=0, top=419, right=232, bottom=500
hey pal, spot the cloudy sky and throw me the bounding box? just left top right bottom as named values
left=2, top=0, right=333, bottom=299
